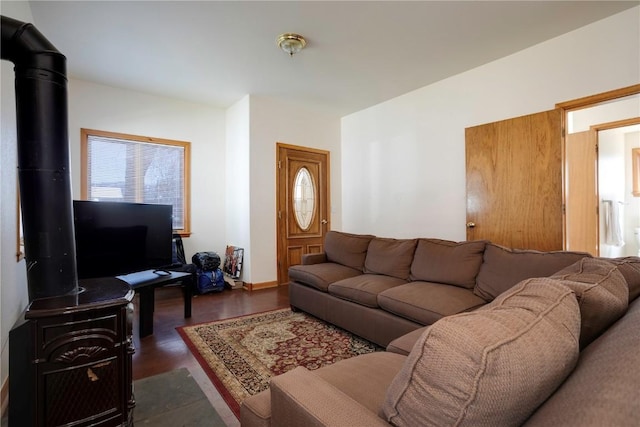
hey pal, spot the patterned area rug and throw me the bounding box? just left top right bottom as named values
left=177, top=308, right=382, bottom=418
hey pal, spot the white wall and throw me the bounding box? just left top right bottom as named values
left=0, top=0, right=34, bottom=405
left=68, top=79, right=226, bottom=259
left=247, top=96, right=341, bottom=284
left=224, top=96, right=341, bottom=285
left=342, top=7, right=640, bottom=241
left=225, top=96, right=251, bottom=281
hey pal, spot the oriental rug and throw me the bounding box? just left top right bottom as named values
left=177, top=308, right=382, bottom=418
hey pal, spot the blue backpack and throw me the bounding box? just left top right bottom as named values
left=195, top=268, right=225, bottom=294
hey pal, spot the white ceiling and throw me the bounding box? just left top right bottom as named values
left=25, top=1, right=639, bottom=116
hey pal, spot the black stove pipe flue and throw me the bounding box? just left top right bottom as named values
left=1, top=15, right=78, bottom=301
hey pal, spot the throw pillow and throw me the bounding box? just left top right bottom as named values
left=409, top=239, right=487, bottom=289
left=324, top=231, right=374, bottom=271
left=363, top=238, right=417, bottom=280
left=551, top=257, right=628, bottom=348
left=474, top=243, right=590, bottom=301
left=382, top=277, right=580, bottom=427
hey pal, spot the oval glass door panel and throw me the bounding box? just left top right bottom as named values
left=293, top=167, right=316, bottom=230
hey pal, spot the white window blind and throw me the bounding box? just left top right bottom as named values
left=85, top=133, right=187, bottom=231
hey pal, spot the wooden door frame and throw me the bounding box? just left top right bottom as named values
left=556, top=84, right=640, bottom=111
left=276, top=143, right=331, bottom=285
left=557, top=84, right=640, bottom=250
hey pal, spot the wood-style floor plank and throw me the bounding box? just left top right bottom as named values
left=131, top=285, right=290, bottom=380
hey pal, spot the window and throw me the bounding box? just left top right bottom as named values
left=293, top=167, right=315, bottom=230
left=81, top=129, right=191, bottom=236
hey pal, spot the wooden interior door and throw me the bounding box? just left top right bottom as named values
left=565, top=129, right=598, bottom=254
left=276, top=143, right=330, bottom=285
left=465, top=109, right=563, bottom=250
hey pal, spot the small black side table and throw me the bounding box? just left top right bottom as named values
left=117, top=269, right=193, bottom=338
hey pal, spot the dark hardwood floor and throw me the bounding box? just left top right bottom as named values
left=131, top=284, right=290, bottom=380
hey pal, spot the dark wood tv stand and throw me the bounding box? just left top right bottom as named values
left=116, top=269, right=193, bottom=338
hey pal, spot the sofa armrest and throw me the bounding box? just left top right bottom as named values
left=270, top=367, right=390, bottom=427
left=386, top=326, right=430, bottom=355
left=301, top=252, right=327, bottom=265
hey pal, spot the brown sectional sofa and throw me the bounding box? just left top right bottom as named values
left=288, top=231, right=589, bottom=347
left=241, top=231, right=640, bottom=426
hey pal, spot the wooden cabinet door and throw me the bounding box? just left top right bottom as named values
left=276, top=144, right=330, bottom=285
left=465, top=109, right=563, bottom=251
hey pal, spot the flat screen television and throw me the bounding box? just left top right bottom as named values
left=73, top=200, right=173, bottom=279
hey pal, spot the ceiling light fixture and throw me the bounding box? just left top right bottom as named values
left=276, top=33, right=307, bottom=57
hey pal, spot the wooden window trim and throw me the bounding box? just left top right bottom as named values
left=80, top=128, right=192, bottom=237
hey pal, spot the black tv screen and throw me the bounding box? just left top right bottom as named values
left=73, top=200, right=173, bottom=279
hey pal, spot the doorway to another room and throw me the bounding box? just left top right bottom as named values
left=596, top=121, right=640, bottom=257
left=562, top=89, right=640, bottom=256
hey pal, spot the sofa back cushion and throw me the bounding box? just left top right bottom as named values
left=551, top=258, right=628, bottom=348
left=363, top=238, right=417, bottom=280
left=474, top=243, right=590, bottom=301
left=324, top=231, right=374, bottom=271
left=382, top=277, right=580, bottom=427
left=602, top=256, right=640, bottom=302
left=523, top=297, right=640, bottom=427
left=410, top=239, right=487, bottom=289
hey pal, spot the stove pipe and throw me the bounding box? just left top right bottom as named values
left=1, top=15, right=78, bottom=301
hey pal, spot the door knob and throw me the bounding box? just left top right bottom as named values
left=321, top=219, right=328, bottom=224
left=466, top=222, right=476, bottom=228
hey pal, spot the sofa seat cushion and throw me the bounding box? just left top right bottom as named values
left=242, top=352, right=405, bottom=427
left=524, top=297, right=640, bottom=427
left=289, top=262, right=362, bottom=292
left=315, top=352, right=406, bottom=414
left=474, top=243, right=590, bottom=301
left=377, top=282, right=486, bottom=326
left=364, top=238, right=418, bottom=280
left=328, top=274, right=407, bottom=308
left=410, top=239, right=487, bottom=289
left=551, top=257, right=628, bottom=348
left=325, top=231, right=375, bottom=271
left=382, top=277, right=581, bottom=427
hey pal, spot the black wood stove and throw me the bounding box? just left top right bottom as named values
left=2, top=16, right=135, bottom=426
